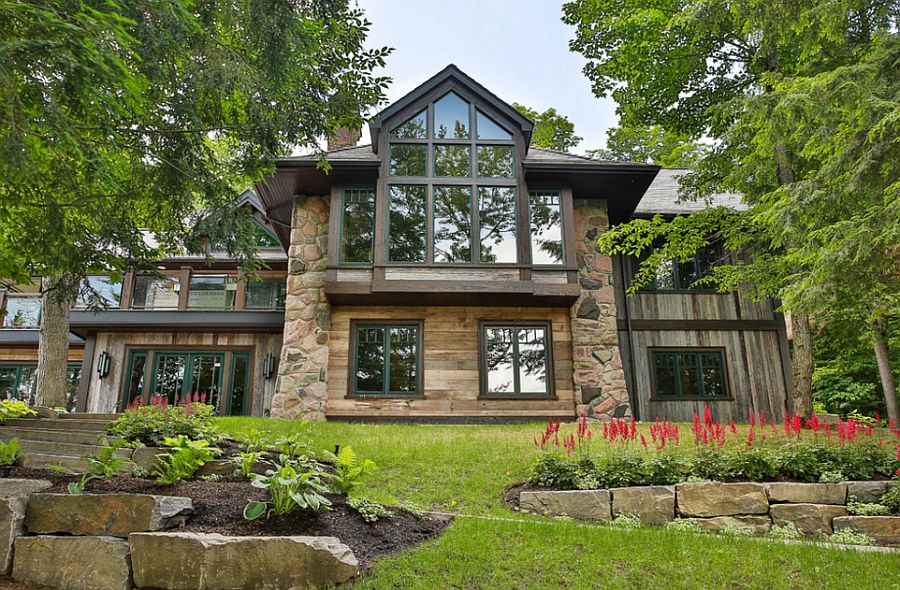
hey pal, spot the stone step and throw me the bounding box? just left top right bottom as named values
left=58, top=412, right=119, bottom=421
left=0, top=427, right=117, bottom=446
left=15, top=439, right=132, bottom=459
left=2, top=418, right=111, bottom=432
left=18, top=452, right=87, bottom=472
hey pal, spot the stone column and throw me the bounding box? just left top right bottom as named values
left=571, top=199, right=630, bottom=420
left=271, top=196, right=331, bottom=420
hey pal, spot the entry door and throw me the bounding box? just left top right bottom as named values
left=151, top=352, right=224, bottom=408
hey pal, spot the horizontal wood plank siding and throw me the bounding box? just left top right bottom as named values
left=0, top=347, right=83, bottom=363
left=383, top=268, right=521, bottom=282
left=326, top=306, right=575, bottom=418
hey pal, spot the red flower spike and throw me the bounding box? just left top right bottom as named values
left=729, top=419, right=737, bottom=434
left=640, top=434, right=648, bottom=448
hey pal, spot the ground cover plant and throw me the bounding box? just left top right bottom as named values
left=0, top=400, right=36, bottom=423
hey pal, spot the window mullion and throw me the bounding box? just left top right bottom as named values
left=673, top=354, right=682, bottom=398
left=382, top=327, right=391, bottom=395
left=511, top=328, right=521, bottom=395
left=696, top=352, right=706, bottom=397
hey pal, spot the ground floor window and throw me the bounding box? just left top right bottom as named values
left=0, top=364, right=81, bottom=411
left=350, top=322, right=421, bottom=396
left=122, top=349, right=252, bottom=415
left=480, top=322, right=553, bottom=397
left=651, top=348, right=728, bottom=399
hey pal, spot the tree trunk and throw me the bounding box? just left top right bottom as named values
left=870, top=315, right=899, bottom=425
left=790, top=311, right=814, bottom=419
left=35, top=276, right=74, bottom=409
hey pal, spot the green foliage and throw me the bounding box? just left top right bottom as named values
left=511, top=104, right=582, bottom=151
left=643, top=453, right=685, bottom=485
left=665, top=519, right=702, bottom=534
left=275, top=431, right=314, bottom=458
left=776, top=442, right=834, bottom=483
left=728, top=447, right=779, bottom=482
left=108, top=404, right=218, bottom=446
left=588, top=125, right=708, bottom=168
left=0, top=438, right=22, bottom=467
left=765, top=523, right=803, bottom=540
left=68, top=438, right=135, bottom=494
left=596, top=451, right=646, bottom=488
left=687, top=447, right=735, bottom=482
left=0, top=400, right=37, bottom=423
left=348, top=497, right=394, bottom=523
left=530, top=455, right=579, bottom=490
left=231, top=450, right=269, bottom=478
left=152, top=436, right=220, bottom=485
left=882, top=484, right=900, bottom=514
left=818, top=471, right=845, bottom=484
left=846, top=499, right=889, bottom=516
left=719, top=524, right=753, bottom=538
left=828, top=529, right=874, bottom=546
left=322, top=445, right=377, bottom=495
left=244, top=455, right=332, bottom=520
left=812, top=359, right=886, bottom=418
left=609, top=514, right=641, bottom=528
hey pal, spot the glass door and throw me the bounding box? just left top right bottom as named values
left=150, top=352, right=224, bottom=407
left=186, top=353, right=224, bottom=408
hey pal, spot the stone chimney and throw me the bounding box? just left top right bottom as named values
left=327, top=127, right=362, bottom=151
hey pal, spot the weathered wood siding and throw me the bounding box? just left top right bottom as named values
left=83, top=331, right=282, bottom=415
left=326, top=306, right=575, bottom=418
left=615, top=290, right=777, bottom=321
left=0, top=347, right=83, bottom=363
left=618, top=328, right=788, bottom=422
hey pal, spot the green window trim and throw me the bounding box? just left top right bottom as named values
left=0, top=363, right=81, bottom=411
left=350, top=322, right=422, bottom=397
left=479, top=322, right=554, bottom=398
left=339, top=188, right=376, bottom=265
left=650, top=349, right=729, bottom=400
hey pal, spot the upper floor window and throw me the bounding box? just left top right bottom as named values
left=635, top=244, right=718, bottom=291
left=75, top=276, right=122, bottom=309
left=1, top=297, right=41, bottom=328
left=339, top=189, right=376, bottom=264
left=529, top=192, right=565, bottom=266
left=188, top=275, right=238, bottom=310
left=132, top=275, right=180, bottom=309
left=386, top=91, right=517, bottom=265
left=251, top=220, right=281, bottom=249
left=245, top=278, right=286, bottom=310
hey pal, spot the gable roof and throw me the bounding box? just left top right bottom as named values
left=634, top=168, right=747, bottom=215
left=368, top=64, right=534, bottom=153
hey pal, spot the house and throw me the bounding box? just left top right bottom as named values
left=0, top=65, right=791, bottom=422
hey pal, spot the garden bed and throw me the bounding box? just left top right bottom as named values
left=7, top=467, right=450, bottom=568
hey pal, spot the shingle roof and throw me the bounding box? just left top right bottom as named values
left=523, top=147, right=653, bottom=168
left=634, top=168, right=746, bottom=215
left=278, top=144, right=379, bottom=164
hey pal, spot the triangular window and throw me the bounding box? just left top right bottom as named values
left=390, top=109, right=427, bottom=139
left=433, top=92, right=470, bottom=139
left=476, top=110, right=512, bottom=140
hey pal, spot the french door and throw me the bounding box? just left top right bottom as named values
left=150, top=352, right=225, bottom=408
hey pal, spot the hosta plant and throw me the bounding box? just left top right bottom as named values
left=0, top=400, right=36, bottom=423
left=243, top=455, right=332, bottom=520
left=153, top=436, right=220, bottom=485
left=231, top=450, right=269, bottom=478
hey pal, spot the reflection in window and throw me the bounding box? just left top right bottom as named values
left=2, top=297, right=41, bottom=328
left=389, top=144, right=427, bottom=177
left=388, top=185, right=427, bottom=262
left=636, top=245, right=718, bottom=291
left=353, top=324, right=419, bottom=395
left=132, top=276, right=180, bottom=309
left=529, top=192, right=564, bottom=265
left=478, top=188, right=517, bottom=263
left=483, top=325, right=550, bottom=396
left=390, top=109, right=427, bottom=139
left=340, top=189, right=375, bottom=264
left=0, top=364, right=79, bottom=407
left=245, top=278, right=286, bottom=309
left=229, top=353, right=250, bottom=415
left=188, top=275, right=237, bottom=309
left=76, top=276, right=122, bottom=309
left=433, top=92, right=470, bottom=139
left=477, top=146, right=514, bottom=178
left=433, top=145, right=471, bottom=177
left=652, top=350, right=727, bottom=398
left=250, top=220, right=281, bottom=248
left=433, top=186, right=473, bottom=263
left=476, top=110, right=512, bottom=140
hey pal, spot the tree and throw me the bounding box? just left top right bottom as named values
left=0, top=0, right=389, bottom=407
left=512, top=104, right=582, bottom=151
left=587, top=125, right=708, bottom=168
left=563, top=0, right=899, bottom=418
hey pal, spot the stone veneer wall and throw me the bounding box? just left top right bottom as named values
left=271, top=196, right=331, bottom=420
left=571, top=199, right=630, bottom=420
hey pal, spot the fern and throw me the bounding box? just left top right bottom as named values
left=322, top=445, right=376, bottom=495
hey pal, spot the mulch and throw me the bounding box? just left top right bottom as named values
left=6, top=467, right=451, bottom=569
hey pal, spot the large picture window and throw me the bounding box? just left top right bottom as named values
left=651, top=349, right=728, bottom=399
left=385, top=90, right=517, bottom=265
left=480, top=323, right=553, bottom=397
left=0, top=364, right=80, bottom=410
left=1, top=297, right=41, bottom=328
left=75, top=276, right=122, bottom=309
left=339, top=189, right=376, bottom=264
left=350, top=322, right=421, bottom=396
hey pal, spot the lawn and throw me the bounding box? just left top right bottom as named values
left=215, top=418, right=900, bottom=588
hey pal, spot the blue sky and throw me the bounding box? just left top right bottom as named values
left=356, top=0, right=618, bottom=153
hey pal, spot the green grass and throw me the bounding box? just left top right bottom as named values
left=215, top=418, right=900, bottom=588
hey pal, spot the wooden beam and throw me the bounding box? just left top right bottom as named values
left=177, top=267, right=192, bottom=310
left=616, top=319, right=782, bottom=332
left=75, top=333, right=96, bottom=413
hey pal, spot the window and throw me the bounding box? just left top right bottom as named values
left=339, top=189, right=375, bottom=264
left=75, top=276, right=122, bottom=309
left=0, top=364, right=80, bottom=410
left=1, top=297, right=41, bottom=328
left=529, top=192, right=564, bottom=265
left=651, top=349, right=728, bottom=399
left=481, top=323, right=552, bottom=397
left=635, top=245, right=718, bottom=291
left=245, top=278, right=286, bottom=310
left=188, top=275, right=237, bottom=309
left=351, top=323, right=421, bottom=396
left=386, top=91, right=517, bottom=264
left=132, top=275, right=180, bottom=309
left=250, top=220, right=282, bottom=249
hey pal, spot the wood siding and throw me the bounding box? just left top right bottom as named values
left=82, top=331, right=282, bottom=415
left=0, top=347, right=83, bottom=363
left=326, top=306, right=575, bottom=418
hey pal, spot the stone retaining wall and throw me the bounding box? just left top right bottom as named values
left=520, top=481, right=900, bottom=543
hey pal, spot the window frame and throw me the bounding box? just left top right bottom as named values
left=337, top=187, right=377, bottom=266
left=648, top=347, right=731, bottom=401
left=478, top=320, right=556, bottom=399
left=632, top=244, right=721, bottom=293
left=528, top=190, right=567, bottom=268
left=0, top=363, right=81, bottom=409
left=346, top=319, right=424, bottom=398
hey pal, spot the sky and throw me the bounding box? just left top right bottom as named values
left=355, top=0, right=619, bottom=153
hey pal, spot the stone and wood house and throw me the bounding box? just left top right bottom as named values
left=0, top=65, right=792, bottom=422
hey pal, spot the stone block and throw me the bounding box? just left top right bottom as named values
left=769, top=503, right=847, bottom=535
left=766, top=482, right=847, bottom=505
left=26, top=493, right=192, bottom=537
left=13, top=535, right=132, bottom=590
left=833, top=516, right=900, bottom=544
left=0, top=496, right=27, bottom=575
left=0, top=479, right=52, bottom=497
left=130, top=447, right=164, bottom=472
left=846, top=481, right=894, bottom=504
left=693, top=515, right=772, bottom=535
left=610, top=486, right=675, bottom=525
left=676, top=482, right=769, bottom=517
left=130, top=532, right=358, bottom=589
left=519, top=490, right=611, bottom=521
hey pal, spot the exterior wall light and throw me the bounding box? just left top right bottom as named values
left=97, top=351, right=112, bottom=379
left=262, top=353, right=276, bottom=380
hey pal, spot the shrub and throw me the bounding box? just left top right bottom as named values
left=244, top=455, right=332, bottom=520
left=687, top=447, right=734, bottom=481
left=644, top=453, right=684, bottom=485
left=153, top=436, right=220, bottom=485
left=108, top=402, right=218, bottom=446
left=776, top=443, right=834, bottom=482
left=531, top=455, right=580, bottom=489
left=348, top=497, right=393, bottom=523
left=846, top=499, right=889, bottom=516
left=882, top=483, right=900, bottom=514
left=0, top=400, right=36, bottom=423
left=727, top=447, right=778, bottom=481
left=832, top=443, right=891, bottom=481
left=0, top=438, right=23, bottom=467
left=828, top=529, right=874, bottom=546
left=321, top=445, right=376, bottom=495
left=597, top=451, right=645, bottom=488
